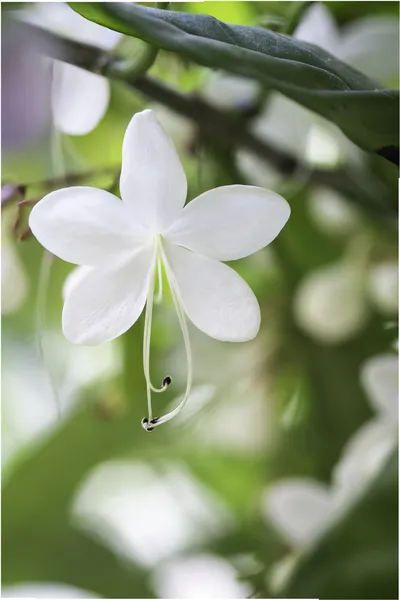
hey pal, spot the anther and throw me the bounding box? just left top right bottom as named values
left=141, top=416, right=159, bottom=432
left=141, top=417, right=152, bottom=432
left=162, top=376, right=172, bottom=389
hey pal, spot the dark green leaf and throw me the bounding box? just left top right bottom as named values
left=70, top=2, right=399, bottom=157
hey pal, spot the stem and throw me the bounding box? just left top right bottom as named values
left=107, top=43, right=158, bottom=83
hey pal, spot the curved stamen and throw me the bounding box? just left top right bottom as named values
left=142, top=239, right=193, bottom=431
left=154, top=254, right=163, bottom=304
left=142, top=243, right=171, bottom=424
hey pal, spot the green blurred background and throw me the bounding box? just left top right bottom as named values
left=2, top=2, right=398, bottom=599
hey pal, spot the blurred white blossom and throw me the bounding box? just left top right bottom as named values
left=367, top=260, right=398, bottom=315
left=20, top=3, right=122, bottom=135
left=264, top=478, right=333, bottom=547
left=152, top=554, right=252, bottom=599
left=295, top=4, right=398, bottom=85
left=73, top=461, right=234, bottom=568
left=293, top=257, right=368, bottom=344
left=308, top=187, right=362, bottom=237
left=262, top=478, right=334, bottom=591
left=334, top=353, right=398, bottom=502
left=2, top=333, right=120, bottom=466
left=294, top=240, right=397, bottom=344
left=339, top=16, right=399, bottom=86
left=238, top=3, right=398, bottom=184
left=262, top=352, right=398, bottom=592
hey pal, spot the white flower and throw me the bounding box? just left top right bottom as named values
left=263, top=478, right=333, bottom=548
left=262, top=354, right=398, bottom=556
left=20, top=3, right=122, bottom=135
left=29, top=109, right=290, bottom=430
left=333, top=353, right=398, bottom=501
left=262, top=478, right=333, bottom=591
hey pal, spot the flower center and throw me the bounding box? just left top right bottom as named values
left=141, top=235, right=193, bottom=432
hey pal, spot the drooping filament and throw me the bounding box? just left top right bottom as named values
left=141, top=236, right=193, bottom=432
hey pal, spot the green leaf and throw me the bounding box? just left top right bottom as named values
left=282, top=452, right=398, bottom=599
left=70, top=2, right=399, bottom=157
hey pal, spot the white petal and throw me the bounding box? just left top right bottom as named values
left=165, top=185, right=290, bottom=261
left=62, top=266, right=94, bottom=301
left=62, top=246, right=154, bottom=345
left=333, top=419, right=396, bottom=505
left=263, top=479, right=332, bottom=547
left=294, top=3, right=339, bottom=54
left=29, top=186, right=147, bottom=266
left=340, top=17, right=399, bottom=85
left=361, top=354, right=398, bottom=420
left=165, top=243, right=260, bottom=342
left=52, top=62, right=110, bottom=135
left=120, top=109, right=187, bottom=232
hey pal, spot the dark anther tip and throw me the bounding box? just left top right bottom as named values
left=162, top=376, right=172, bottom=387
left=141, top=416, right=159, bottom=432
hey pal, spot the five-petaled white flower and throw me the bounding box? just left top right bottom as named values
left=29, top=109, right=290, bottom=430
